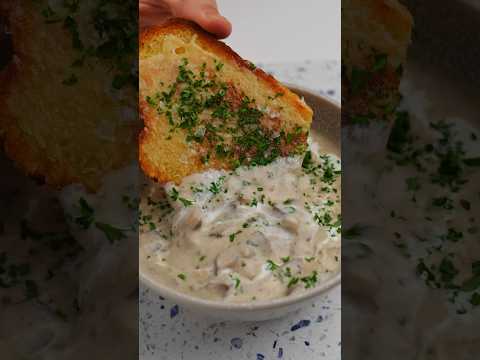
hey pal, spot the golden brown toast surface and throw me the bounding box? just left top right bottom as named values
left=139, top=20, right=313, bottom=184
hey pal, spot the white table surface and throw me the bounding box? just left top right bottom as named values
left=139, top=60, right=341, bottom=360
left=218, top=0, right=341, bottom=64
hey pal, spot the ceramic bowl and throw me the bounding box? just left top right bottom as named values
left=140, top=85, right=341, bottom=321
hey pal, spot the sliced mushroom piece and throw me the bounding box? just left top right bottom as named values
left=238, top=242, right=255, bottom=258
left=208, top=271, right=236, bottom=298
left=293, top=237, right=316, bottom=259
left=172, top=207, right=203, bottom=233
left=246, top=231, right=272, bottom=256
left=215, top=247, right=240, bottom=271
left=235, top=258, right=263, bottom=280
left=187, top=268, right=211, bottom=289
left=205, top=283, right=230, bottom=298
left=280, top=216, right=300, bottom=234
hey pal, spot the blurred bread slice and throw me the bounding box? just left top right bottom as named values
left=139, top=20, right=312, bottom=184
left=343, top=0, right=413, bottom=69
left=0, top=1, right=138, bottom=191
left=342, top=0, right=413, bottom=124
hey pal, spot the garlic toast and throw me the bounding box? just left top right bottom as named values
left=139, top=20, right=313, bottom=184
left=0, top=0, right=138, bottom=191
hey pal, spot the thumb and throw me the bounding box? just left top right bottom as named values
left=170, top=0, right=232, bottom=39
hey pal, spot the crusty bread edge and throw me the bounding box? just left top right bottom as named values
left=0, top=6, right=85, bottom=189
left=139, top=20, right=312, bottom=121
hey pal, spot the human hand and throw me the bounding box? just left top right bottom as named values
left=140, top=0, right=232, bottom=39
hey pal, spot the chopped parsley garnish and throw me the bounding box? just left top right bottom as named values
left=75, top=197, right=94, bottom=229
left=302, top=151, right=313, bottom=169
left=209, top=177, right=225, bottom=195
left=432, top=197, right=454, bottom=210
left=342, top=224, right=366, bottom=239
left=314, top=212, right=341, bottom=233
left=232, top=276, right=241, bottom=289
left=287, top=277, right=299, bottom=288
left=73, top=198, right=130, bottom=243
left=146, top=58, right=307, bottom=169
left=266, top=260, right=280, bottom=271
left=301, top=271, right=318, bottom=289
left=169, top=187, right=194, bottom=207
left=215, top=60, right=224, bottom=71
left=95, top=222, right=126, bottom=243
left=229, top=231, right=242, bottom=242
left=266, top=260, right=320, bottom=290
left=441, top=228, right=463, bottom=242
left=209, top=181, right=221, bottom=194
left=177, top=273, right=187, bottom=281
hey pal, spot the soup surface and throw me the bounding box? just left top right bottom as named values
left=140, top=136, right=341, bottom=303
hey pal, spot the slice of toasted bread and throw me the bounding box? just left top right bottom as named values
left=139, top=20, right=313, bottom=184
left=342, top=0, right=413, bottom=125
left=0, top=1, right=138, bottom=191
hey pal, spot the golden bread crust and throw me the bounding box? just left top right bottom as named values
left=139, top=19, right=313, bottom=184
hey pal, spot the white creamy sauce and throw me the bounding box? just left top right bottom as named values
left=0, top=165, right=138, bottom=359
left=343, top=77, right=480, bottom=358
left=140, top=138, right=341, bottom=303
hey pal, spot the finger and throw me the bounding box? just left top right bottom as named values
left=169, top=0, right=232, bottom=38
left=140, top=2, right=172, bottom=28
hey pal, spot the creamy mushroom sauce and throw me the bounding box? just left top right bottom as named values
left=343, top=77, right=480, bottom=358
left=0, top=164, right=138, bottom=359
left=140, top=137, right=341, bottom=303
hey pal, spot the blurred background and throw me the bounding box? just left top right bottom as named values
left=217, top=0, right=340, bottom=63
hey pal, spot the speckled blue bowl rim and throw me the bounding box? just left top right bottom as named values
left=140, top=85, right=341, bottom=312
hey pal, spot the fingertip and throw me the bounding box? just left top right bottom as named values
left=202, top=14, right=232, bottom=39
left=213, top=16, right=232, bottom=39
left=219, top=17, right=233, bottom=38
left=173, top=1, right=232, bottom=39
